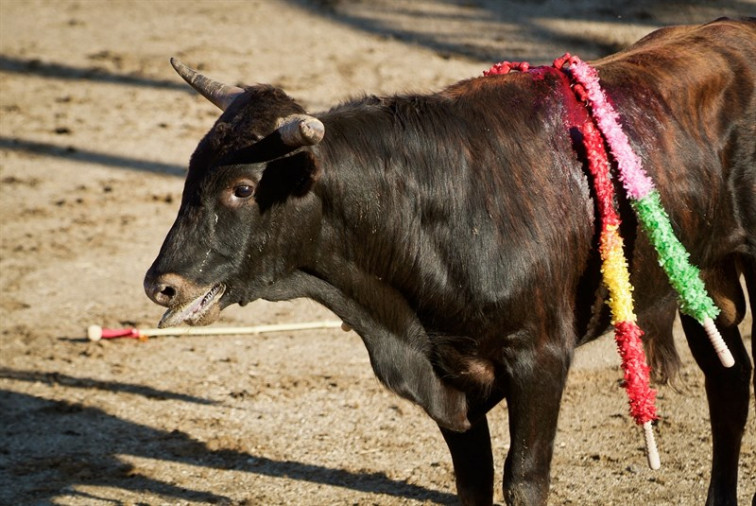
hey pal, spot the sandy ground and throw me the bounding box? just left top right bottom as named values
left=1, top=1, right=754, bottom=504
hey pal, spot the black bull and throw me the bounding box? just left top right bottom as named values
left=145, top=19, right=755, bottom=505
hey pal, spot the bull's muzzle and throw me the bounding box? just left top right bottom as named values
left=143, top=271, right=226, bottom=327
left=144, top=272, right=185, bottom=307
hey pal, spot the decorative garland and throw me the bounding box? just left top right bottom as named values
left=558, top=54, right=733, bottom=368
left=484, top=54, right=734, bottom=470
left=574, top=115, right=661, bottom=469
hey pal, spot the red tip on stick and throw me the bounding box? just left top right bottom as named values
left=87, top=325, right=142, bottom=341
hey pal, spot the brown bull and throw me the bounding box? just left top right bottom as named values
left=145, top=18, right=755, bottom=505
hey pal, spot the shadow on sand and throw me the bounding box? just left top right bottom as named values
left=0, top=368, right=457, bottom=504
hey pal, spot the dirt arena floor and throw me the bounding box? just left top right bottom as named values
left=1, top=1, right=754, bottom=504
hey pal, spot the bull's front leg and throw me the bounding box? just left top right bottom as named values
left=501, top=341, right=571, bottom=505
left=440, top=417, right=495, bottom=506
left=439, top=392, right=506, bottom=506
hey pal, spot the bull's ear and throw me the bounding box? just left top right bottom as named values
left=255, top=151, right=320, bottom=210
left=275, top=114, right=325, bottom=147
left=219, top=114, right=325, bottom=166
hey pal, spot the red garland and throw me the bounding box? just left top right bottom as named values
left=615, top=321, right=658, bottom=423
left=483, top=61, right=531, bottom=76
left=579, top=121, right=620, bottom=228
left=578, top=111, right=657, bottom=425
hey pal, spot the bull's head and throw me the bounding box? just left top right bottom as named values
left=144, top=59, right=325, bottom=328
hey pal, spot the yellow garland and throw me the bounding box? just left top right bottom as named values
left=600, top=224, right=637, bottom=324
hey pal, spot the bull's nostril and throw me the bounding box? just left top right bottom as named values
left=160, top=285, right=176, bottom=299
left=145, top=272, right=187, bottom=307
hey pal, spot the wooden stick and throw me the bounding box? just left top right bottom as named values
left=87, top=321, right=346, bottom=341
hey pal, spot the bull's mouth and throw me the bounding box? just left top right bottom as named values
left=158, top=283, right=226, bottom=328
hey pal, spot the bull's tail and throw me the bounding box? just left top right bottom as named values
left=738, top=152, right=755, bottom=395
left=742, top=255, right=756, bottom=402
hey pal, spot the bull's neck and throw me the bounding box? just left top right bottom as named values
left=299, top=110, right=448, bottom=329
left=312, top=125, right=438, bottom=292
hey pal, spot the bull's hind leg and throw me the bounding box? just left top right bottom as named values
left=681, top=262, right=752, bottom=506
left=682, top=314, right=751, bottom=505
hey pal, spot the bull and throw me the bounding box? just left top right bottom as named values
left=144, top=18, right=755, bottom=505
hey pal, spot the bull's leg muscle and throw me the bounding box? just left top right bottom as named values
left=681, top=313, right=751, bottom=506
left=440, top=417, right=495, bottom=506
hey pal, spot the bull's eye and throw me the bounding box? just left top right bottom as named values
left=222, top=179, right=256, bottom=208
left=234, top=185, right=254, bottom=199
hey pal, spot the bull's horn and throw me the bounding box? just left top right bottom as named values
left=170, top=57, right=245, bottom=111
left=276, top=114, right=325, bottom=146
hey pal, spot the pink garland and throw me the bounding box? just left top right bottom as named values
left=562, top=55, right=654, bottom=200
left=578, top=116, right=658, bottom=427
